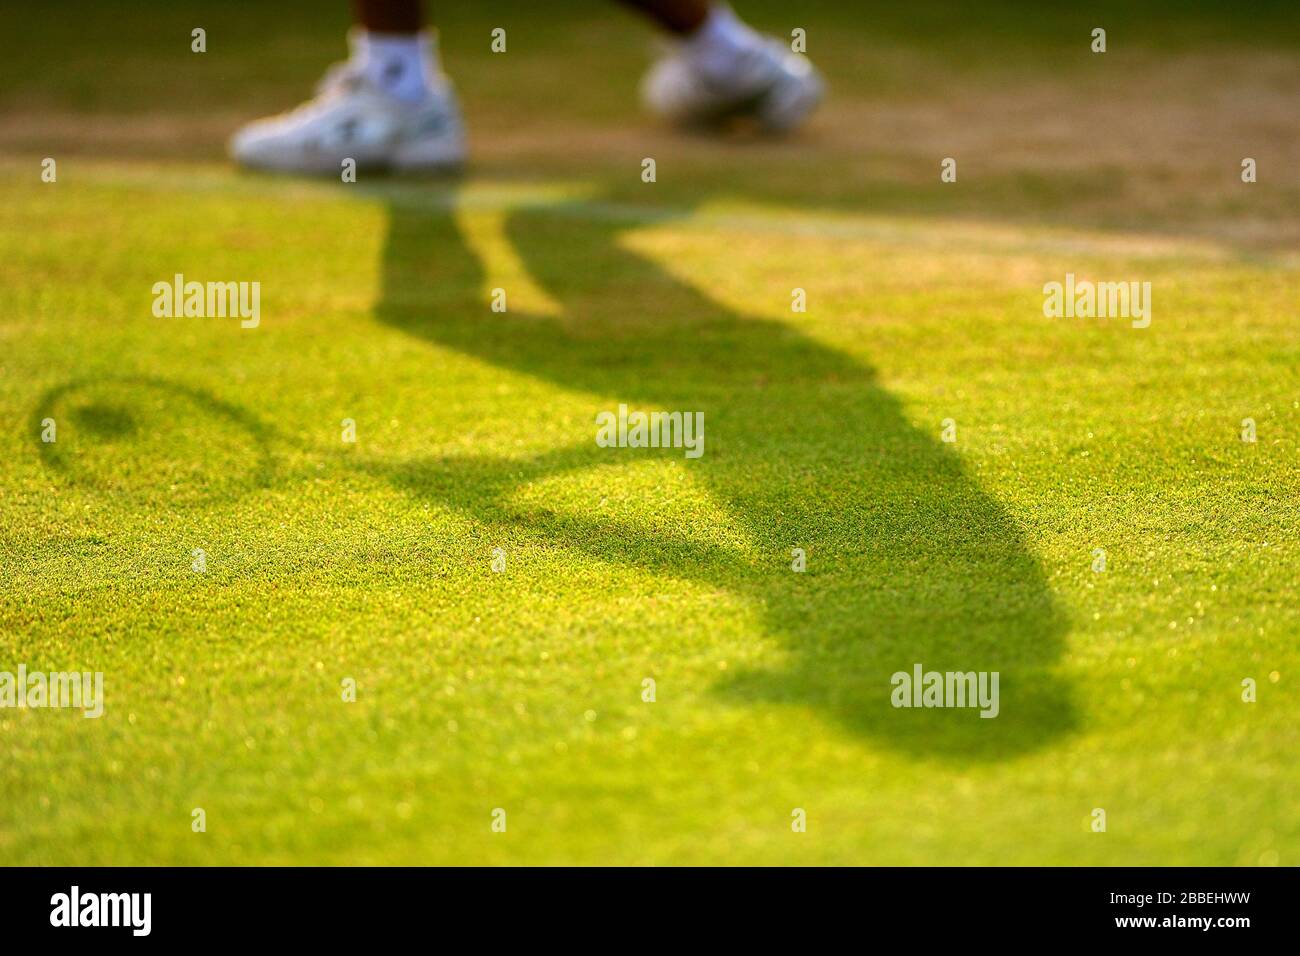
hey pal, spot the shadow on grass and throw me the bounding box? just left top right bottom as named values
left=33, top=375, right=277, bottom=505
left=367, top=184, right=1074, bottom=759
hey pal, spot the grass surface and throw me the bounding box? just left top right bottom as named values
left=0, top=1, right=1297, bottom=865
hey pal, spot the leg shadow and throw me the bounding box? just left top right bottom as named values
left=367, top=186, right=1075, bottom=759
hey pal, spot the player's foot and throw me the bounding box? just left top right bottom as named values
left=640, top=20, right=822, bottom=133
left=229, top=63, right=465, bottom=174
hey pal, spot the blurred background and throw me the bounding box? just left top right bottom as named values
left=3, top=0, right=1298, bottom=243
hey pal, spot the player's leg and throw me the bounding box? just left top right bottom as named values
left=229, top=0, right=465, bottom=173
left=618, top=1, right=823, bottom=132
left=350, top=0, right=424, bottom=32
left=617, top=0, right=710, bottom=34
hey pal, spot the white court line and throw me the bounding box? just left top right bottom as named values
left=3, top=158, right=1290, bottom=266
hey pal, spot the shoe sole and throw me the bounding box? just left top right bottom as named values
left=231, top=134, right=465, bottom=176
left=755, top=70, right=824, bottom=133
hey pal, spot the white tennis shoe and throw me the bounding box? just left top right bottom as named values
left=641, top=38, right=823, bottom=132
left=229, top=65, right=465, bottom=174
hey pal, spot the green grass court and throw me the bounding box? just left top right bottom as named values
left=0, top=1, right=1296, bottom=864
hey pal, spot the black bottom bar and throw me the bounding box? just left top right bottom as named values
left=0, top=867, right=1292, bottom=943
